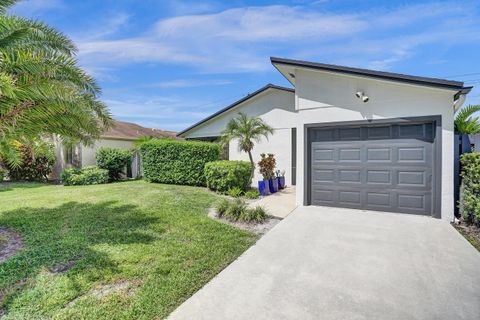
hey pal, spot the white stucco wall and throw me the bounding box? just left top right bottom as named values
left=185, top=88, right=296, bottom=186
left=81, top=138, right=135, bottom=167
left=294, top=68, right=457, bottom=221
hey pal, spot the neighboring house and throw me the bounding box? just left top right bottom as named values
left=469, top=134, right=480, bottom=152
left=178, top=57, right=472, bottom=221
left=52, top=121, right=176, bottom=179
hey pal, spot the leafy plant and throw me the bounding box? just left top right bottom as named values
left=455, top=105, right=480, bottom=134
left=459, top=153, right=480, bottom=226
left=226, top=186, right=243, bottom=197
left=61, top=166, right=109, bottom=186
left=0, top=167, right=6, bottom=181
left=215, top=198, right=267, bottom=223
left=140, top=139, right=220, bottom=186
left=220, top=113, right=273, bottom=182
left=0, top=1, right=112, bottom=168
left=2, top=139, right=55, bottom=181
left=96, top=147, right=132, bottom=181
left=241, top=206, right=267, bottom=223
left=204, top=160, right=252, bottom=193
left=244, top=189, right=260, bottom=199
left=258, top=153, right=276, bottom=180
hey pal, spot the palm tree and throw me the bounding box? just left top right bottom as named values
left=455, top=105, right=480, bottom=134
left=0, top=0, right=112, bottom=166
left=221, top=113, right=274, bottom=182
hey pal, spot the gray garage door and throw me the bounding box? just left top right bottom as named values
left=309, top=122, right=436, bottom=215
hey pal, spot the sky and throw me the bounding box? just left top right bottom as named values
left=9, top=0, right=480, bottom=131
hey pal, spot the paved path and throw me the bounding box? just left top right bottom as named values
left=169, top=206, right=480, bottom=320
left=248, top=186, right=297, bottom=218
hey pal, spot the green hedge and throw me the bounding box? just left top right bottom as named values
left=62, top=166, right=109, bottom=186
left=460, top=153, right=480, bottom=226
left=96, top=147, right=132, bottom=181
left=204, top=160, right=252, bottom=193
left=140, top=139, right=220, bottom=186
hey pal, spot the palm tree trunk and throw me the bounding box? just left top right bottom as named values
left=247, top=150, right=255, bottom=183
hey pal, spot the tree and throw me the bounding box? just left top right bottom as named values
left=0, top=0, right=112, bottom=167
left=221, top=113, right=274, bottom=182
left=455, top=105, right=480, bottom=134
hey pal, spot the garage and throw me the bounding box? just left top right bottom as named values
left=306, top=118, right=441, bottom=216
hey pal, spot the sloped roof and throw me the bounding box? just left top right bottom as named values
left=177, top=84, right=294, bottom=137
left=102, top=121, right=177, bottom=140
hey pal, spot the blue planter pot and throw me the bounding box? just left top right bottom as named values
left=269, top=178, right=278, bottom=193
left=277, top=176, right=285, bottom=189
left=258, top=180, right=270, bottom=196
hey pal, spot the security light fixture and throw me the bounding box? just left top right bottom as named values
left=356, top=91, right=369, bottom=103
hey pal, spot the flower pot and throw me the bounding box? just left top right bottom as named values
left=277, top=176, right=285, bottom=189
left=269, top=178, right=278, bottom=193
left=258, top=180, right=270, bottom=196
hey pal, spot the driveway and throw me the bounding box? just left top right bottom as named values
left=169, top=206, right=480, bottom=320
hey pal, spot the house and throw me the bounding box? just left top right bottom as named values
left=178, top=57, right=472, bottom=221
left=52, top=120, right=177, bottom=179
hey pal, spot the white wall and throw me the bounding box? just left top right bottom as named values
left=185, top=88, right=296, bottom=186
left=81, top=138, right=135, bottom=167
left=294, top=68, right=457, bottom=221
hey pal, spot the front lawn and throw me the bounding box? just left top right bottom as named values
left=0, top=181, right=256, bottom=319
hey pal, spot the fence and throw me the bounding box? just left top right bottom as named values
left=454, top=134, right=472, bottom=216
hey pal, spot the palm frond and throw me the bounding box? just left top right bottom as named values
left=455, top=105, right=480, bottom=134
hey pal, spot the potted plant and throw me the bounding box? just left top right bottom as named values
left=276, top=170, right=285, bottom=189
left=258, top=153, right=276, bottom=195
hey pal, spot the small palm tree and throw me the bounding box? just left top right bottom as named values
left=221, top=113, right=274, bottom=182
left=455, top=105, right=480, bottom=134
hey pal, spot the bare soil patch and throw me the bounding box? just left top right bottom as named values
left=453, top=222, right=480, bottom=251
left=208, top=208, right=281, bottom=236
left=0, top=227, right=23, bottom=263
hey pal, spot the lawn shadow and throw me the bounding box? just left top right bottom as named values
left=0, top=182, right=50, bottom=193
left=0, top=200, right=162, bottom=308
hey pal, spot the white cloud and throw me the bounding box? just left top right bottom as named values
left=76, top=2, right=480, bottom=74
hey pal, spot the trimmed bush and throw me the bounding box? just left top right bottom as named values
left=62, top=166, right=109, bottom=186
left=460, top=153, right=480, bottom=226
left=204, top=160, right=252, bottom=193
left=140, top=139, right=220, bottom=186
left=96, top=147, right=132, bottom=181
left=3, top=141, right=55, bottom=182
left=241, top=205, right=267, bottom=223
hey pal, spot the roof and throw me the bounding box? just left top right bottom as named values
left=271, top=57, right=469, bottom=91
left=177, top=83, right=294, bottom=137
left=102, top=121, right=177, bottom=140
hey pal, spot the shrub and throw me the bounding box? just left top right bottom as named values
left=204, top=160, right=252, bottom=192
left=241, top=205, right=267, bottom=223
left=258, top=153, right=276, bottom=180
left=215, top=198, right=230, bottom=216
left=96, top=147, right=132, bottom=181
left=4, top=141, right=55, bottom=181
left=140, top=139, right=220, bottom=186
left=62, top=166, right=109, bottom=186
left=226, top=186, right=243, bottom=197
left=245, top=189, right=260, bottom=199
left=215, top=198, right=267, bottom=223
left=460, top=153, right=480, bottom=226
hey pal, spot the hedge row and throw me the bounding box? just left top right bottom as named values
left=204, top=160, right=252, bottom=193
left=140, top=139, right=220, bottom=186
left=460, top=153, right=480, bottom=226
left=62, top=166, right=109, bottom=186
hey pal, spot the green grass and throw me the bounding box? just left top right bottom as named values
left=0, top=181, right=256, bottom=319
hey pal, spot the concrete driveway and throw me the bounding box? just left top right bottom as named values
left=169, top=206, right=480, bottom=320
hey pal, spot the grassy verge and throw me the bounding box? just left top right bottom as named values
left=453, top=223, right=480, bottom=252
left=0, top=180, right=256, bottom=319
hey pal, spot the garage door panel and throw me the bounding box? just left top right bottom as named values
left=309, top=122, right=435, bottom=215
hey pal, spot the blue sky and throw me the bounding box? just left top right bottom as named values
left=10, top=0, right=480, bottom=131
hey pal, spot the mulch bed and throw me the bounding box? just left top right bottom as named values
left=208, top=208, right=281, bottom=236
left=0, top=227, right=23, bottom=263
left=453, top=223, right=480, bottom=252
